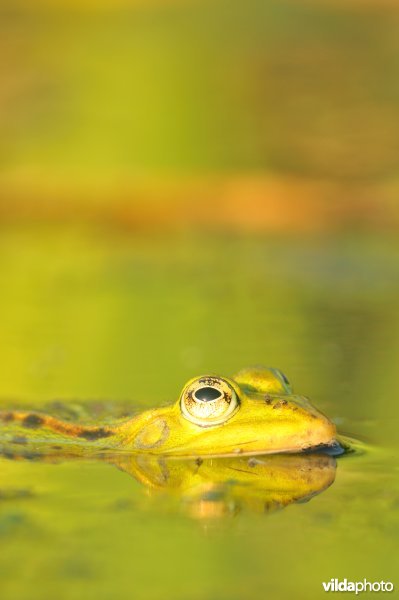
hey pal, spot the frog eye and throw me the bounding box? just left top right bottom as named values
left=180, top=376, right=239, bottom=427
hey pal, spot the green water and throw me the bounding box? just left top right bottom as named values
left=0, top=225, right=398, bottom=599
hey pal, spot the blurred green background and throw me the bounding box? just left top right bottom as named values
left=1, top=0, right=399, bottom=229
left=0, top=1, right=399, bottom=599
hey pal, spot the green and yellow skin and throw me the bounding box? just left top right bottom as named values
left=0, top=367, right=339, bottom=458
left=0, top=367, right=342, bottom=517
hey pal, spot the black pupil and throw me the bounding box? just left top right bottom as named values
left=195, top=386, right=221, bottom=402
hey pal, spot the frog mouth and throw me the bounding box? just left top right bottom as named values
left=301, top=440, right=345, bottom=456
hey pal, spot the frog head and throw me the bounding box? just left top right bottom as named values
left=121, top=367, right=338, bottom=457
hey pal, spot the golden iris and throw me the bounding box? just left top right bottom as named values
left=180, top=376, right=239, bottom=427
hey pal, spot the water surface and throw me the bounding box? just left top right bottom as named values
left=0, top=225, right=398, bottom=599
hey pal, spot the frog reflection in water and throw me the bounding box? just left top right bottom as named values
left=0, top=367, right=342, bottom=518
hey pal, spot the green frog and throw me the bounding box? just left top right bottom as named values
left=0, top=366, right=342, bottom=458
left=0, top=367, right=349, bottom=518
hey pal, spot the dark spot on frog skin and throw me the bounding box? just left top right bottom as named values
left=52, top=445, right=62, bottom=450
left=272, top=399, right=288, bottom=410
left=2, top=450, right=15, bottom=460
left=264, top=395, right=273, bottom=404
left=12, top=436, right=27, bottom=445
left=23, top=414, right=44, bottom=428
left=23, top=452, right=41, bottom=461
left=1, top=413, right=15, bottom=422
left=195, top=457, right=203, bottom=467
left=78, top=428, right=112, bottom=440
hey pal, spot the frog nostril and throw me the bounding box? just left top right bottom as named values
left=194, top=387, right=222, bottom=402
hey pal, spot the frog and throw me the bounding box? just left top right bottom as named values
left=0, top=366, right=342, bottom=458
